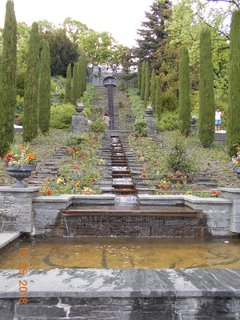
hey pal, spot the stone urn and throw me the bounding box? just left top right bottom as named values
left=145, top=105, right=153, bottom=115
left=233, top=166, right=240, bottom=179
left=5, top=164, right=37, bottom=188
left=75, top=102, right=84, bottom=113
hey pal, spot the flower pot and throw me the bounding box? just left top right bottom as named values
left=5, top=164, right=37, bottom=188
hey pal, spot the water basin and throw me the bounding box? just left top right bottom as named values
left=0, top=236, right=240, bottom=269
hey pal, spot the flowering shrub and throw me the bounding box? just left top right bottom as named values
left=211, top=190, right=221, bottom=198
left=4, top=145, right=36, bottom=166
left=158, top=179, right=171, bottom=191
left=232, top=146, right=240, bottom=167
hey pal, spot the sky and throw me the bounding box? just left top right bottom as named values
left=0, top=0, right=154, bottom=47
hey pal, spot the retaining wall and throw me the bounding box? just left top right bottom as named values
left=0, top=269, right=240, bottom=319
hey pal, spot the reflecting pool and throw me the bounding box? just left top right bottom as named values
left=0, top=236, right=240, bottom=269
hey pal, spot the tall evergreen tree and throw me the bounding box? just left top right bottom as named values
left=78, top=54, right=87, bottom=98
left=150, top=69, right=156, bottom=107
left=135, top=0, right=172, bottom=66
left=23, top=22, right=40, bottom=142
left=155, top=76, right=162, bottom=118
left=198, top=28, right=215, bottom=148
left=179, top=47, right=191, bottom=137
left=137, top=61, right=142, bottom=94
left=144, top=61, right=150, bottom=106
left=0, top=0, right=17, bottom=156
left=39, top=40, right=51, bottom=134
left=227, top=10, right=240, bottom=156
left=65, top=63, right=72, bottom=103
left=140, top=61, right=146, bottom=101
left=72, top=61, right=79, bottom=104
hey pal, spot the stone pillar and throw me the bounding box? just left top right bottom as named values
left=72, top=113, right=87, bottom=133
left=220, top=188, right=240, bottom=233
left=144, top=107, right=157, bottom=137
left=0, top=186, right=40, bottom=233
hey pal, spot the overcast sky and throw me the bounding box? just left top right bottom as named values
left=0, top=0, right=154, bottom=47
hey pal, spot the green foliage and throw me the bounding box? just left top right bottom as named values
left=155, top=76, right=162, bottom=118
left=23, top=22, right=40, bottom=142
left=128, top=88, right=145, bottom=119
left=43, top=29, right=78, bottom=77
left=66, top=133, right=88, bottom=146
left=137, top=61, right=142, bottom=94
left=157, top=113, right=179, bottom=132
left=89, top=118, right=106, bottom=132
left=140, top=61, right=146, bottom=101
left=72, top=62, right=79, bottom=105
left=134, top=119, right=148, bottom=137
left=150, top=70, right=156, bottom=106
left=65, top=63, right=72, bottom=103
left=50, top=103, right=75, bottom=129
left=179, top=46, right=191, bottom=137
left=118, top=79, right=127, bottom=92
left=198, top=28, right=215, bottom=148
left=51, top=76, right=66, bottom=104
left=39, top=40, right=51, bottom=134
left=227, top=10, right=240, bottom=156
left=167, top=138, right=193, bottom=174
left=0, top=0, right=17, bottom=156
left=144, top=61, right=150, bottom=106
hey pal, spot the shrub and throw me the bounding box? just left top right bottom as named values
left=50, top=103, right=75, bottom=129
left=157, top=113, right=179, bottom=132
left=167, top=138, right=193, bottom=174
left=89, top=118, right=106, bottom=132
left=66, top=133, right=88, bottom=146
left=134, top=119, right=148, bottom=137
left=118, top=79, right=127, bottom=92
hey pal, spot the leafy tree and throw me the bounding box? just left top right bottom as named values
left=39, top=40, right=51, bottom=134
left=63, top=17, right=88, bottom=44
left=23, top=22, right=40, bottom=142
left=0, top=0, right=17, bottom=156
left=43, top=29, right=78, bottom=76
left=179, top=46, right=191, bottom=136
left=65, top=63, right=72, bottom=103
left=198, top=28, right=215, bottom=148
left=227, top=10, right=240, bottom=156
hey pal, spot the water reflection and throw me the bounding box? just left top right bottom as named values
left=0, top=237, right=240, bottom=269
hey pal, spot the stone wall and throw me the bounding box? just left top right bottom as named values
left=0, top=186, right=39, bottom=233
left=1, top=269, right=240, bottom=319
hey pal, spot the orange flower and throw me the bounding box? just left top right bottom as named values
left=72, top=164, right=80, bottom=169
left=27, top=153, right=35, bottom=161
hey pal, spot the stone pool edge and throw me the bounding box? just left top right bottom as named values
left=1, top=268, right=240, bottom=298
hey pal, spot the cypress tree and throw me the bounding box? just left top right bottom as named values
left=39, top=40, right=51, bottom=134
left=23, top=22, right=40, bottom=142
left=155, top=76, right=161, bottom=119
left=179, top=47, right=191, bottom=137
left=72, top=62, right=79, bottom=105
left=78, top=54, right=86, bottom=98
left=0, top=0, right=17, bottom=156
left=144, top=61, right=150, bottom=106
left=82, top=54, right=87, bottom=93
left=140, top=61, right=146, bottom=101
left=137, top=61, right=142, bottom=94
left=65, top=63, right=72, bottom=103
left=150, top=69, right=156, bottom=107
left=227, top=10, right=240, bottom=156
left=198, top=28, right=215, bottom=148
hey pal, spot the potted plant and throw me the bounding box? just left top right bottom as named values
left=232, top=146, right=240, bottom=178
left=3, top=145, right=37, bottom=188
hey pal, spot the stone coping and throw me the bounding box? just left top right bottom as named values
left=0, top=269, right=240, bottom=298
left=220, top=187, right=240, bottom=193
left=0, top=186, right=40, bottom=193
left=0, top=233, right=20, bottom=250
left=34, top=194, right=115, bottom=203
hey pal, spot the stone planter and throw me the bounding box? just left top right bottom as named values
left=5, top=164, right=37, bottom=188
